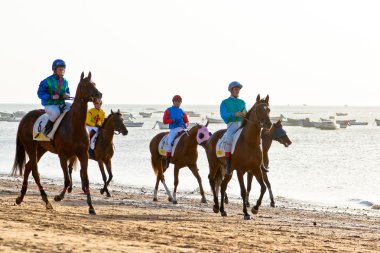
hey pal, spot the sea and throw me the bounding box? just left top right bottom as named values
left=1, top=103, right=380, bottom=210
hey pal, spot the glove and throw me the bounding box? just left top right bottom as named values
left=52, top=94, right=60, bottom=100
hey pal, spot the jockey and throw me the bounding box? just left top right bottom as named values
left=37, top=59, right=71, bottom=135
left=220, top=81, right=247, bottom=175
left=163, top=95, right=189, bottom=168
left=86, top=98, right=106, bottom=139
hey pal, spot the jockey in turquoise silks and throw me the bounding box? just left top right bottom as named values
left=163, top=95, right=189, bottom=169
left=220, top=81, right=247, bottom=175
left=37, top=59, right=71, bottom=135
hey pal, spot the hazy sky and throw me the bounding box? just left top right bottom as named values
left=1, top=0, right=379, bottom=105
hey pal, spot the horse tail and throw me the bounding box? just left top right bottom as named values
left=151, top=155, right=165, bottom=180
left=12, top=135, right=26, bottom=176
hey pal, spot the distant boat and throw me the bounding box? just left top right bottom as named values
left=302, top=118, right=318, bottom=128
left=350, top=122, right=368, bottom=126
left=139, top=112, right=152, bottom=118
left=206, top=116, right=224, bottom=124
left=283, top=118, right=303, bottom=126
left=123, top=119, right=144, bottom=127
left=270, top=114, right=286, bottom=122
left=336, top=113, right=348, bottom=116
left=145, top=108, right=156, bottom=110
left=320, top=121, right=338, bottom=130
left=375, top=119, right=380, bottom=126
left=339, top=121, right=350, bottom=128
left=7, top=117, right=22, bottom=122
left=336, top=119, right=356, bottom=124
left=185, top=111, right=201, bottom=117
left=153, top=121, right=196, bottom=130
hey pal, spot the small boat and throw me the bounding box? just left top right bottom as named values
left=350, top=122, right=368, bottom=126
left=0, top=112, right=13, bottom=117
left=339, top=121, right=350, bottom=128
left=320, top=121, right=338, bottom=130
left=0, top=115, right=14, bottom=121
left=302, top=118, right=318, bottom=128
left=375, top=119, right=380, bottom=126
left=270, top=114, right=286, bottom=122
left=139, top=112, right=152, bottom=118
left=336, top=119, right=356, bottom=124
left=123, top=119, right=144, bottom=127
left=206, top=116, right=224, bottom=124
left=336, top=113, right=348, bottom=116
left=13, top=110, right=26, bottom=118
left=7, top=117, right=22, bottom=122
left=283, top=118, right=304, bottom=126
left=185, top=111, right=201, bottom=117
left=153, top=121, right=196, bottom=130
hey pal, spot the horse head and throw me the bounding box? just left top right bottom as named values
left=272, top=120, right=292, bottom=147
left=243, top=94, right=272, bottom=130
left=75, top=72, right=103, bottom=102
left=195, top=121, right=212, bottom=148
left=107, top=109, right=128, bottom=136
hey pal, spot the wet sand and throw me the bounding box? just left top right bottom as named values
left=0, top=176, right=379, bottom=252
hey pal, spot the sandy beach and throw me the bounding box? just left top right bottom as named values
left=0, top=176, right=379, bottom=253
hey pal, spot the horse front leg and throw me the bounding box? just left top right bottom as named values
left=78, top=153, right=96, bottom=215
left=219, top=174, right=232, bottom=217
left=98, top=160, right=108, bottom=196
left=246, top=172, right=254, bottom=207
left=67, top=156, right=76, bottom=193
left=237, top=171, right=250, bottom=220
left=189, top=164, right=207, bottom=203
left=104, top=159, right=113, bottom=197
left=54, top=155, right=70, bottom=202
left=251, top=168, right=267, bottom=215
left=172, top=165, right=180, bottom=204
left=262, top=170, right=275, bottom=207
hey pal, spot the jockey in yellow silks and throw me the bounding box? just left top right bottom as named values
left=86, top=98, right=106, bottom=138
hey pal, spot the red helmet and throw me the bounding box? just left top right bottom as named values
left=172, top=95, right=182, bottom=102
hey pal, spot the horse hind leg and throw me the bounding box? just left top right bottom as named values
left=237, top=171, right=250, bottom=220
left=246, top=172, right=254, bottom=207
left=31, top=147, right=52, bottom=209
left=251, top=168, right=267, bottom=215
left=262, top=170, right=275, bottom=207
left=78, top=153, right=96, bottom=215
left=67, top=156, right=76, bottom=193
left=189, top=164, right=207, bottom=203
left=98, top=161, right=108, bottom=196
left=54, top=155, right=70, bottom=202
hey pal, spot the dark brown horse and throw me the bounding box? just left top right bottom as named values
left=67, top=110, right=128, bottom=197
left=12, top=72, right=102, bottom=214
left=149, top=123, right=211, bottom=204
left=205, top=95, right=271, bottom=220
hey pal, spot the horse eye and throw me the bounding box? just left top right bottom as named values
left=209, top=132, right=212, bottom=136
left=199, top=133, right=204, bottom=139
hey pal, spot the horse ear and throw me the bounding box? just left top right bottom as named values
left=88, top=71, right=92, bottom=80
left=256, top=94, right=261, bottom=102
left=111, top=109, right=114, bottom=114
left=276, top=119, right=281, bottom=125
left=205, top=121, right=209, bottom=127
left=80, top=72, right=84, bottom=80
left=265, top=95, right=269, bottom=103
left=117, top=109, right=120, bottom=114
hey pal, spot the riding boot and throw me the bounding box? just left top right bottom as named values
left=225, top=156, right=232, bottom=176
left=89, top=129, right=96, bottom=140
left=44, top=120, right=54, bottom=136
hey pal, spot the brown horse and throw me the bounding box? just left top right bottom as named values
left=12, top=72, right=102, bottom=214
left=67, top=110, right=128, bottom=197
left=223, top=120, right=292, bottom=207
left=205, top=95, right=271, bottom=220
left=149, top=123, right=211, bottom=204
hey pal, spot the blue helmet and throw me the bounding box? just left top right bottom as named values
left=228, top=81, right=243, bottom=92
left=52, top=59, right=66, bottom=71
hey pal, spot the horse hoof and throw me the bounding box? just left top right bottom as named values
left=251, top=207, right=259, bottom=214
left=168, top=197, right=173, bottom=202
left=201, top=197, right=207, bottom=203
left=224, top=198, right=229, bottom=205
left=270, top=202, right=276, bottom=208
left=54, top=195, right=62, bottom=202
left=46, top=203, right=53, bottom=210
left=246, top=202, right=250, bottom=207
left=213, top=206, right=219, bottom=213
left=244, top=215, right=251, bottom=220
left=173, top=200, right=178, bottom=204
left=221, top=211, right=228, bottom=217
left=67, top=187, right=72, bottom=194
left=153, top=197, right=158, bottom=202
left=100, top=189, right=105, bottom=195
left=89, top=208, right=96, bottom=215
left=106, top=193, right=111, bottom=198
left=15, top=197, right=22, bottom=205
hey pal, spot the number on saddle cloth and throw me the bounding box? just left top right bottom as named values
left=158, top=131, right=187, bottom=157
left=216, top=129, right=243, bottom=158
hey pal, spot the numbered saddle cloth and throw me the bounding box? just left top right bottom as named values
left=158, top=132, right=186, bottom=157
left=33, top=107, right=71, bottom=141
left=216, top=128, right=243, bottom=157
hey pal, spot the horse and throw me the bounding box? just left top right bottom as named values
left=205, top=94, right=272, bottom=220
left=67, top=109, right=128, bottom=197
left=223, top=120, right=292, bottom=207
left=12, top=72, right=102, bottom=214
left=149, top=123, right=211, bottom=204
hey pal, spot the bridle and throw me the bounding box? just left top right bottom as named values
left=243, top=102, right=270, bottom=128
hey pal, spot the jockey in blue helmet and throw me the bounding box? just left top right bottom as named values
left=220, top=81, right=247, bottom=175
left=37, top=59, right=71, bottom=135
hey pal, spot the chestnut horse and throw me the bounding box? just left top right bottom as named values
left=67, top=110, right=128, bottom=197
left=12, top=72, right=102, bottom=214
left=205, top=95, right=271, bottom=220
left=149, top=123, right=211, bottom=204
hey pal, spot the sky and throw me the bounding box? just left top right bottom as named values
left=0, top=0, right=379, bottom=106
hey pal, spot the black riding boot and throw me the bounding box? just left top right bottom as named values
left=225, top=157, right=232, bottom=176
left=165, top=156, right=171, bottom=169
left=44, top=120, right=54, bottom=135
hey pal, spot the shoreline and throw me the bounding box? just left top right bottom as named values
left=0, top=176, right=379, bottom=252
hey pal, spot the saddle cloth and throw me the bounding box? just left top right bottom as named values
left=158, top=132, right=187, bottom=157
left=216, top=128, right=243, bottom=157
left=33, top=107, right=71, bottom=141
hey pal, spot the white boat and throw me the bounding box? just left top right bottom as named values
left=206, top=116, right=224, bottom=124
left=153, top=121, right=196, bottom=130
left=270, top=114, right=286, bottom=122
left=185, top=111, right=201, bottom=117
left=302, top=118, right=319, bottom=128
left=350, top=122, right=368, bottom=126
left=139, top=112, right=152, bottom=118
left=283, top=118, right=304, bottom=126
left=319, top=121, right=338, bottom=130
left=339, top=121, right=350, bottom=128
left=375, top=119, right=380, bottom=126
left=123, top=119, right=144, bottom=127
left=13, top=111, right=26, bottom=118
left=336, top=113, right=348, bottom=116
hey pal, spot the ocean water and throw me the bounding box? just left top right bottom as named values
left=1, top=103, right=380, bottom=210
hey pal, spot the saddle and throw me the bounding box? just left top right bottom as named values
left=216, top=128, right=243, bottom=157
left=33, top=106, right=71, bottom=141
left=158, top=131, right=187, bottom=157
